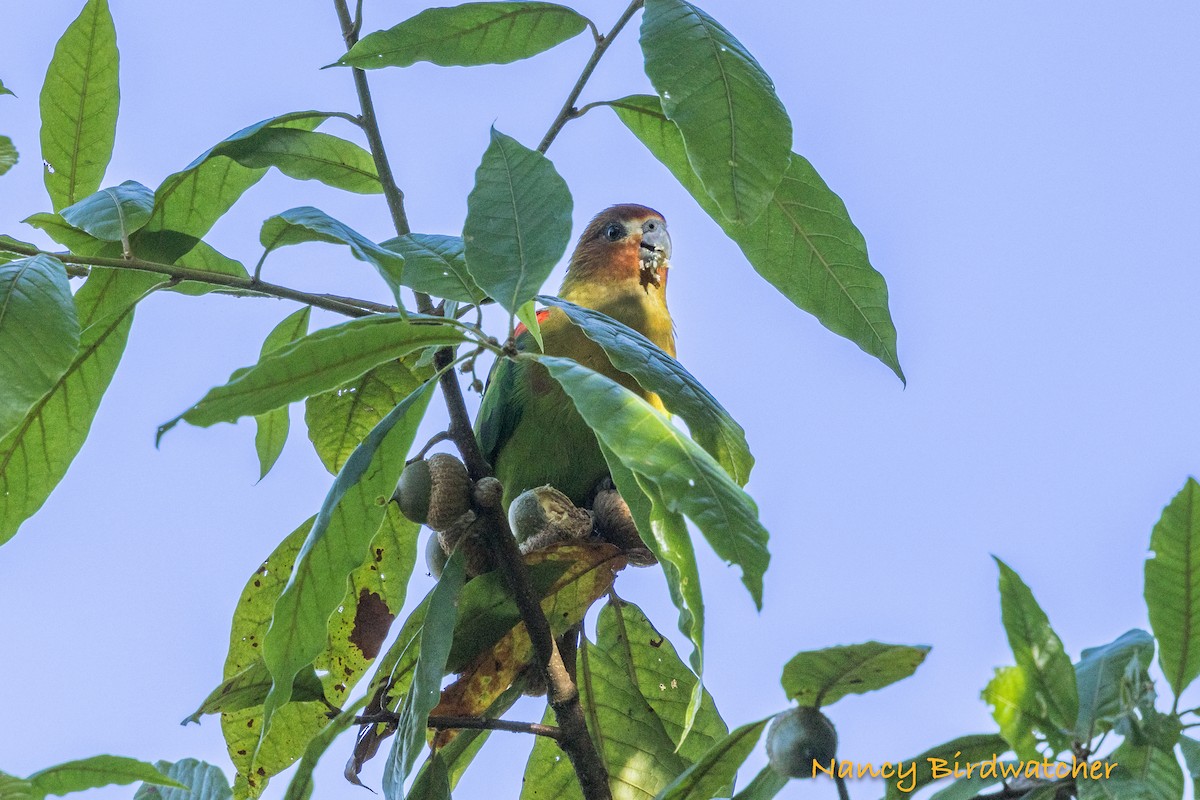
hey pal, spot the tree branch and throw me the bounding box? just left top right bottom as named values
left=354, top=712, right=563, bottom=740
left=330, top=4, right=612, bottom=799
left=536, top=0, right=645, bottom=154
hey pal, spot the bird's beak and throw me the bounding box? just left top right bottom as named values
left=639, top=225, right=672, bottom=266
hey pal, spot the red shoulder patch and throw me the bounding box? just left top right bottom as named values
left=514, top=308, right=553, bottom=339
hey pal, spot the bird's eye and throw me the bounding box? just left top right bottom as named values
left=603, top=223, right=624, bottom=241
left=644, top=220, right=658, bottom=232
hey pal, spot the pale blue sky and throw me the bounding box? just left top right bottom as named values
left=2, top=2, right=1199, bottom=798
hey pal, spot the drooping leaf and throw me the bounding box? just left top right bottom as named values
left=883, top=734, right=1009, bottom=800
left=222, top=506, right=419, bottom=797
left=259, top=381, right=435, bottom=765
left=1074, top=629, right=1155, bottom=741
left=382, top=551, right=467, bottom=800
left=28, top=757, right=183, bottom=798
left=1145, top=478, right=1200, bottom=700
left=539, top=295, right=752, bottom=485
left=463, top=128, right=572, bottom=320
left=382, top=233, right=485, bottom=304
left=520, top=705, right=581, bottom=800
left=537, top=355, right=769, bottom=607
left=280, top=696, right=369, bottom=800
left=183, top=661, right=326, bottom=724
left=22, top=212, right=111, bottom=255
left=337, top=2, right=589, bottom=69
left=59, top=181, right=154, bottom=243
left=252, top=307, right=311, bottom=480
left=0, top=255, right=80, bottom=440
left=640, top=0, right=790, bottom=224
left=132, top=759, right=232, bottom=800
left=258, top=206, right=404, bottom=297
left=0, top=137, right=16, bottom=176
left=144, top=114, right=325, bottom=240
left=980, top=666, right=1045, bottom=761
left=654, top=718, right=771, bottom=800
left=208, top=128, right=380, bottom=194
left=39, top=0, right=119, bottom=210
left=0, top=269, right=156, bottom=544
left=780, top=641, right=929, bottom=708
left=167, top=239, right=251, bottom=296
left=994, top=558, right=1078, bottom=735
left=158, top=315, right=460, bottom=438
left=609, top=95, right=904, bottom=381
left=729, top=766, right=788, bottom=800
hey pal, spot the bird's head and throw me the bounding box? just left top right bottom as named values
left=561, top=204, right=671, bottom=297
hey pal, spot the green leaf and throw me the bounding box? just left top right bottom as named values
left=609, top=95, right=904, bottom=382
left=39, top=0, right=119, bottom=210
left=0, top=269, right=155, bottom=544
left=259, top=380, right=435, bottom=765
left=145, top=114, right=325, bottom=240
left=132, top=759, right=231, bottom=800
left=166, top=239, right=251, bottom=297
left=1179, top=736, right=1200, bottom=797
left=28, top=757, right=183, bottom=798
left=537, top=354, right=769, bottom=607
left=259, top=206, right=405, bottom=297
left=515, top=300, right=544, bottom=351
left=1074, top=629, right=1155, bottom=741
left=0, top=136, right=17, bottom=176
left=655, top=718, right=770, bottom=800
left=183, top=660, right=326, bottom=724
left=59, top=181, right=154, bottom=243
left=253, top=307, right=311, bottom=480
left=780, top=641, right=929, bottom=708
left=995, top=557, right=1078, bottom=735
left=337, top=2, right=589, bottom=69
left=1079, top=741, right=1184, bottom=800
left=883, top=734, right=1010, bottom=800
left=981, top=666, right=1047, bottom=761
left=0, top=255, right=80, bottom=440
left=382, top=233, right=485, bottom=304
left=208, top=128, right=380, bottom=194
left=0, top=771, right=34, bottom=800
left=280, top=696, right=369, bottom=800
left=463, top=128, right=572, bottom=319
left=729, top=766, right=788, bottom=800
left=539, top=295, right=753, bottom=485
left=640, top=0, right=790, bottom=223
left=158, top=315, right=460, bottom=437
left=382, top=551, right=467, bottom=800
left=1146, top=477, right=1200, bottom=700
left=21, top=212, right=111, bottom=255
left=223, top=507, right=418, bottom=797
left=0, top=79, right=14, bottom=97
left=306, top=357, right=429, bottom=475
left=600, top=442, right=706, bottom=730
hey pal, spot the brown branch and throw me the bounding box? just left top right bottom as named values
left=352, top=711, right=561, bottom=740
left=536, top=0, right=645, bottom=154
left=330, top=4, right=612, bottom=799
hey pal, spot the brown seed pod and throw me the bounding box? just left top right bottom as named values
left=426, top=453, right=472, bottom=532
left=593, top=488, right=656, bottom=566
left=393, top=460, right=432, bottom=525
left=437, top=511, right=495, bottom=578
left=508, top=485, right=592, bottom=547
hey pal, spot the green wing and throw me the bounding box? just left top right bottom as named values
left=475, top=352, right=529, bottom=469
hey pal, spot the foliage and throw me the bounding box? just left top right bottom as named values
left=1, top=3, right=1192, bottom=800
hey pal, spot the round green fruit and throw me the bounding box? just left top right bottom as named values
left=766, top=706, right=838, bottom=779
left=425, top=533, right=448, bottom=579
left=394, top=460, right=432, bottom=525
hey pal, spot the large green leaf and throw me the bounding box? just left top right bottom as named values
left=538, top=296, right=752, bottom=485
left=729, top=767, right=788, bottom=800
left=253, top=307, right=311, bottom=480
left=158, top=315, right=460, bottom=436
left=1179, top=736, right=1200, bottom=799
left=144, top=114, right=325, bottom=240
left=39, top=0, right=119, bottom=211
left=279, top=697, right=369, bottom=800
left=640, top=0, right=790, bottom=224
left=258, top=206, right=404, bottom=296
left=222, top=507, right=418, bottom=797
left=463, top=128, right=572, bottom=319
left=1145, top=477, right=1200, bottom=700
left=1078, top=741, right=1184, bottom=800
left=382, top=551, right=467, bottom=800
left=183, top=660, right=327, bottom=724
left=538, top=355, right=769, bottom=607
left=995, top=558, right=1078, bottom=735
left=337, top=2, right=588, bottom=69
left=0, top=136, right=16, bottom=176
left=1074, top=629, right=1155, bottom=741
left=780, top=641, right=929, bottom=708
left=609, top=95, right=903, bottom=381
left=382, top=234, right=486, bottom=304
left=259, top=381, right=435, bottom=765
left=27, top=758, right=182, bottom=798
left=654, top=718, right=770, bottom=800
left=133, top=759, right=231, bottom=800
left=883, top=734, right=1009, bottom=800
left=981, top=666, right=1045, bottom=762
left=207, top=128, right=379, bottom=194
left=0, top=255, right=79, bottom=440
left=59, top=180, right=154, bottom=243
left=0, top=269, right=156, bottom=544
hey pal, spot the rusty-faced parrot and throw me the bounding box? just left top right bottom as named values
left=475, top=204, right=675, bottom=509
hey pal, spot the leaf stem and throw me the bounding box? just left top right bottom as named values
left=536, top=0, right=645, bottom=154
left=354, top=712, right=562, bottom=740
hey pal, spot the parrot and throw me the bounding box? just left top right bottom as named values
left=475, top=203, right=675, bottom=510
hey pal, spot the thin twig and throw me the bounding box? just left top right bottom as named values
left=352, top=712, right=562, bottom=739
left=536, top=0, right=644, bottom=154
